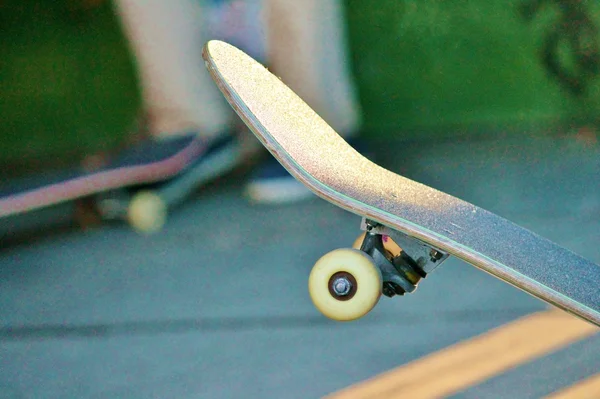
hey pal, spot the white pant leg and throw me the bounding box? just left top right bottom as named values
left=113, top=0, right=233, bottom=138
left=264, top=0, right=361, bottom=135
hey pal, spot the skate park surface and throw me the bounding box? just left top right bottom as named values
left=1, top=133, right=599, bottom=398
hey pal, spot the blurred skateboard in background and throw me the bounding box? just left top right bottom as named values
left=203, top=40, right=600, bottom=326
left=0, top=134, right=240, bottom=234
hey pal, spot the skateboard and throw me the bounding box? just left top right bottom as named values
left=0, top=133, right=240, bottom=233
left=202, top=40, right=600, bottom=325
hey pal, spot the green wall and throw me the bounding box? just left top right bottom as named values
left=1, top=0, right=599, bottom=167
left=0, top=1, right=139, bottom=166
left=347, top=0, right=600, bottom=136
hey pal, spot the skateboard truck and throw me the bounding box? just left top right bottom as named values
left=358, top=218, right=449, bottom=298
left=306, top=218, right=450, bottom=322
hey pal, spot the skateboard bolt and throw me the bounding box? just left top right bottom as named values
left=430, top=249, right=443, bottom=261
left=332, top=277, right=353, bottom=296
left=382, top=283, right=396, bottom=297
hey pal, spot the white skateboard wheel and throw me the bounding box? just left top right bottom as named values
left=308, top=248, right=382, bottom=321
left=353, top=233, right=402, bottom=259
left=127, top=191, right=167, bottom=234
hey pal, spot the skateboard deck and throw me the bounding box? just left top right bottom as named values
left=203, top=40, right=600, bottom=325
left=0, top=134, right=240, bottom=233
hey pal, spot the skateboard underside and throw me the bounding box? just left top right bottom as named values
left=203, top=40, right=600, bottom=325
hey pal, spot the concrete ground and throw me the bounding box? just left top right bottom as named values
left=1, top=134, right=599, bottom=398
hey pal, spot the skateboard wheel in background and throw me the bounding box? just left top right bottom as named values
left=308, top=248, right=382, bottom=321
left=127, top=191, right=167, bottom=234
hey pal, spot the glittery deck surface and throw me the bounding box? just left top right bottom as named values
left=203, top=41, right=600, bottom=325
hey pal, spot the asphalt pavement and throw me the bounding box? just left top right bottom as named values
left=1, top=134, right=599, bottom=398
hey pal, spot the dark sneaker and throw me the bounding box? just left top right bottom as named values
left=96, top=131, right=242, bottom=224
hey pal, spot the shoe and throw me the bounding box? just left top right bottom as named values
left=245, top=136, right=370, bottom=205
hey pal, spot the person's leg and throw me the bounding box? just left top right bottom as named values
left=104, top=0, right=245, bottom=232
left=265, top=0, right=361, bottom=136
left=246, top=0, right=363, bottom=203
left=114, top=0, right=234, bottom=138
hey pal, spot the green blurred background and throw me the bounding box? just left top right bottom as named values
left=1, top=0, right=599, bottom=172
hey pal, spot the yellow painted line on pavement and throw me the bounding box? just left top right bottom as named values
left=327, top=310, right=598, bottom=399
left=545, top=373, right=600, bottom=398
